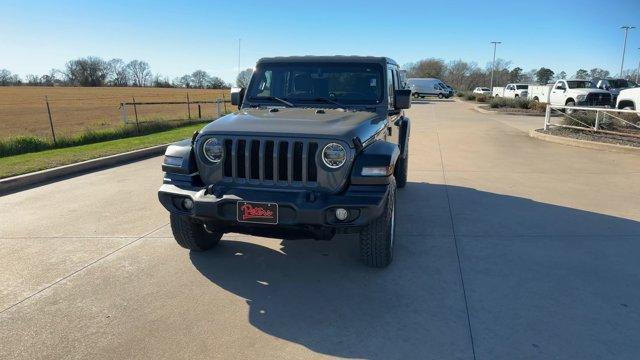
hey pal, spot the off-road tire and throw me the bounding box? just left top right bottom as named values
left=359, top=177, right=396, bottom=268
left=170, top=214, right=222, bottom=251
left=395, top=153, right=408, bottom=188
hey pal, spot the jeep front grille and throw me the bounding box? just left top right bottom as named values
left=221, top=138, right=319, bottom=186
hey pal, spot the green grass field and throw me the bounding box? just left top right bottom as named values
left=0, top=122, right=206, bottom=179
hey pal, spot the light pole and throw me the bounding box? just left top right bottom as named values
left=490, top=41, right=501, bottom=93
left=636, top=48, right=640, bottom=83
left=238, top=38, right=242, bottom=75
left=620, top=26, right=635, bottom=77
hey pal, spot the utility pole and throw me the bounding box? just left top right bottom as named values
left=490, top=41, right=501, bottom=93
left=620, top=26, right=635, bottom=77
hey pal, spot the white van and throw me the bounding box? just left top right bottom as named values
left=407, top=78, right=451, bottom=99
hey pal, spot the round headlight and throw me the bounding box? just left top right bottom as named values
left=322, top=142, right=346, bottom=169
left=202, top=138, right=224, bottom=164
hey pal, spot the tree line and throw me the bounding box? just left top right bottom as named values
left=3, top=56, right=636, bottom=90
left=403, top=58, right=638, bottom=90
left=0, top=56, right=233, bottom=89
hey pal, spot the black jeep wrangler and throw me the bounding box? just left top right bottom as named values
left=158, top=56, right=411, bottom=267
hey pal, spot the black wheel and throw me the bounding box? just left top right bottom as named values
left=438, top=93, right=444, bottom=99
left=170, top=214, right=222, bottom=251
left=395, top=152, right=408, bottom=188
left=359, top=177, right=396, bottom=268
left=533, top=97, right=539, bottom=102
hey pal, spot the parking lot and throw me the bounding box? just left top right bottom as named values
left=2, top=99, right=640, bottom=359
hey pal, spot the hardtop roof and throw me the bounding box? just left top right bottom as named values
left=256, top=55, right=398, bottom=67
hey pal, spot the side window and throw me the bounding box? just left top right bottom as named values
left=387, top=68, right=394, bottom=108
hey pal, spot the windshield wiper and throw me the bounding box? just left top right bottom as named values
left=249, top=96, right=295, bottom=108
left=312, top=97, right=348, bottom=110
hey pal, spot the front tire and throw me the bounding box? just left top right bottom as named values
left=170, top=214, right=222, bottom=251
left=359, top=177, right=396, bottom=268
left=438, top=93, right=444, bottom=99
left=565, top=100, right=576, bottom=114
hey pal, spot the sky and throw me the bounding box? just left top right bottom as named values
left=1, top=0, right=640, bottom=83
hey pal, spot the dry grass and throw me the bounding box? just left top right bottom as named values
left=0, top=86, right=229, bottom=140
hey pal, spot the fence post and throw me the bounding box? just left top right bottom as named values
left=132, top=97, right=140, bottom=134
left=45, top=96, right=57, bottom=145
left=594, top=110, right=600, bottom=131
left=544, top=104, right=551, bottom=130
left=222, top=93, right=228, bottom=113
left=187, top=93, right=191, bottom=119
left=198, top=104, right=202, bottom=119
left=121, top=102, right=128, bottom=124
left=216, top=99, right=221, bottom=117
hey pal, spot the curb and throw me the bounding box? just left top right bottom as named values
left=528, top=129, right=640, bottom=154
left=0, top=144, right=169, bottom=196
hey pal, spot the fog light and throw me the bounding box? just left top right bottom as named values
left=335, top=208, right=349, bottom=221
left=183, top=198, right=194, bottom=210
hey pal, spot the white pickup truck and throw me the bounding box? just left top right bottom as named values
left=528, top=80, right=612, bottom=111
left=616, top=87, right=640, bottom=111
left=492, top=84, right=529, bottom=98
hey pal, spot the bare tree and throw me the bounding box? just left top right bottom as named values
left=589, top=68, right=610, bottom=81
left=443, top=60, right=470, bottom=90
left=574, top=69, right=589, bottom=80
left=206, top=76, right=227, bottom=89
left=107, top=58, right=130, bottom=86
left=236, top=68, right=253, bottom=88
left=127, top=60, right=151, bottom=87
left=407, top=58, right=446, bottom=79
left=191, top=70, right=211, bottom=88
left=174, top=74, right=193, bottom=88
left=0, top=69, right=14, bottom=85
left=152, top=74, right=173, bottom=88
left=64, top=56, right=109, bottom=86
left=26, top=74, right=41, bottom=85
left=554, top=71, right=567, bottom=81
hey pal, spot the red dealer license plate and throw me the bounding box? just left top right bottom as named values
left=236, top=201, right=278, bottom=225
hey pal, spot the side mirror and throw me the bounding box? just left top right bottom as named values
left=394, top=89, right=412, bottom=109
left=230, top=87, right=245, bottom=108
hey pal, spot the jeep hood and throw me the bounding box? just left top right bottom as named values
left=198, top=107, right=385, bottom=146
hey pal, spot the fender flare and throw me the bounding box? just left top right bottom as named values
left=162, top=139, right=198, bottom=175
left=397, top=116, right=411, bottom=158
left=350, top=140, right=400, bottom=185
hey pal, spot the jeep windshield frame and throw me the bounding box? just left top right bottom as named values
left=245, top=62, right=385, bottom=108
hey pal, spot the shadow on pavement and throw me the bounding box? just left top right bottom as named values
left=189, top=182, right=640, bottom=359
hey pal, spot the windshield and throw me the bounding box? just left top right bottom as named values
left=607, top=79, right=633, bottom=88
left=516, top=85, right=528, bottom=90
left=246, top=62, right=384, bottom=106
left=567, top=81, right=595, bottom=89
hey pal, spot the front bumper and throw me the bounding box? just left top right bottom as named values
left=158, top=183, right=390, bottom=238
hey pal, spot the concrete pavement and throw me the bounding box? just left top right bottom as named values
left=1, top=99, right=640, bottom=359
